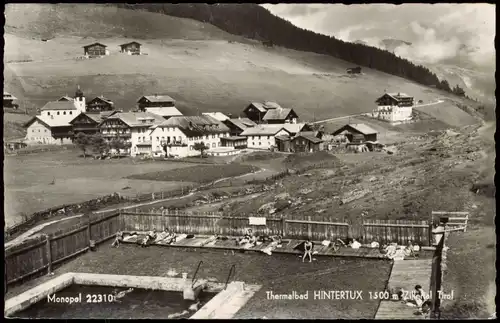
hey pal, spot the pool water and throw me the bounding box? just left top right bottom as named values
left=14, top=284, right=217, bottom=319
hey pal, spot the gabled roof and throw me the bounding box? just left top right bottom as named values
left=57, top=96, right=74, bottom=102
left=292, top=134, right=323, bottom=144
left=41, top=101, right=77, bottom=111
left=83, top=42, right=107, bottom=49
left=332, top=123, right=378, bottom=136
left=102, top=112, right=164, bottom=128
left=119, top=41, right=142, bottom=47
left=240, top=124, right=292, bottom=136
left=202, top=112, right=230, bottom=122
left=282, top=123, right=310, bottom=134
left=25, top=114, right=75, bottom=128
left=245, top=101, right=284, bottom=113
left=138, top=95, right=176, bottom=103
left=152, top=116, right=230, bottom=137
left=4, top=92, right=17, bottom=100
left=262, top=108, right=295, bottom=121
left=145, top=107, right=183, bottom=117
left=70, top=112, right=105, bottom=124
left=88, top=96, right=114, bottom=105
left=225, top=118, right=257, bottom=131
left=376, top=92, right=413, bottom=103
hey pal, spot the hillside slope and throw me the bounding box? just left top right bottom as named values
left=4, top=4, right=481, bottom=128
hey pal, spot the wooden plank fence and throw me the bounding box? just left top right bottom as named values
left=5, top=211, right=120, bottom=286
left=120, top=211, right=430, bottom=246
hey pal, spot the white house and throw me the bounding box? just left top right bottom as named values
left=24, top=114, right=75, bottom=145
left=99, top=112, right=164, bottom=156
left=240, top=124, right=292, bottom=150
left=372, top=92, right=414, bottom=124
left=149, top=115, right=231, bottom=158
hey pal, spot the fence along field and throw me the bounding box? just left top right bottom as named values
left=6, top=208, right=433, bottom=287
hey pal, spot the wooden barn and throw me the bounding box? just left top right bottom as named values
left=83, top=43, right=108, bottom=57
left=290, top=134, right=324, bottom=153
left=3, top=92, right=18, bottom=109
left=137, top=95, right=176, bottom=111
left=262, top=107, right=299, bottom=124
left=331, top=124, right=378, bottom=143
left=119, top=41, right=141, bottom=55
left=243, top=101, right=284, bottom=124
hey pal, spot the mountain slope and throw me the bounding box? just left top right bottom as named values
left=4, top=4, right=481, bottom=128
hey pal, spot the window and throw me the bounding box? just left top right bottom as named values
left=32, top=129, right=35, bottom=133
left=38, top=129, right=40, bottom=132
left=212, top=135, right=215, bottom=139
left=57, top=112, right=60, bottom=115
left=218, top=142, right=221, bottom=147
left=138, top=137, right=141, bottom=143
left=63, top=111, right=66, bottom=115
left=156, top=137, right=159, bottom=141
left=47, top=112, right=51, bottom=115
left=45, top=129, right=47, bottom=133
left=70, top=111, right=72, bottom=115
left=267, top=136, right=270, bottom=139
left=212, top=143, right=216, bottom=148
left=189, top=146, right=193, bottom=151
left=252, top=142, right=255, bottom=146
left=259, top=142, right=261, bottom=146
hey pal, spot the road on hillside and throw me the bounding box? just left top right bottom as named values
left=310, top=100, right=445, bottom=125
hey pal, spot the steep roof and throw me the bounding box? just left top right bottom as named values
left=240, top=124, right=291, bottom=136
left=25, top=114, right=75, bottom=128
left=57, top=96, right=74, bottom=102
left=377, top=92, right=414, bottom=103
left=226, top=118, right=257, bottom=131
left=293, top=134, right=323, bottom=144
left=41, top=101, right=77, bottom=111
left=202, top=112, right=230, bottom=122
left=83, top=42, right=107, bottom=49
left=138, top=95, right=176, bottom=103
left=245, top=101, right=283, bottom=113
left=88, top=96, right=114, bottom=105
left=263, top=108, right=295, bottom=121
left=332, top=123, right=378, bottom=136
left=153, top=115, right=230, bottom=137
left=104, top=112, right=165, bottom=128
left=282, top=123, right=309, bottom=134
left=145, top=107, right=183, bottom=117
left=119, top=41, right=142, bottom=47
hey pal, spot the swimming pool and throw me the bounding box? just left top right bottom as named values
left=13, top=284, right=217, bottom=319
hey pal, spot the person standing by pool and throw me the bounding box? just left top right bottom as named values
left=302, top=239, right=313, bottom=263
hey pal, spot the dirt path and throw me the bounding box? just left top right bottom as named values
left=5, top=214, right=84, bottom=249
left=5, top=167, right=272, bottom=247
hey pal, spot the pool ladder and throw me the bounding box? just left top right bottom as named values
left=191, top=260, right=203, bottom=288
left=224, top=264, right=236, bottom=290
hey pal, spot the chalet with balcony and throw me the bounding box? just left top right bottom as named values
left=137, top=95, right=176, bottom=111
left=119, top=41, right=141, bottom=55
left=83, top=43, right=109, bottom=57
left=276, top=130, right=322, bottom=152
left=86, top=96, right=115, bottom=113
left=372, top=92, right=414, bottom=124
left=148, top=115, right=230, bottom=158
left=70, top=111, right=118, bottom=137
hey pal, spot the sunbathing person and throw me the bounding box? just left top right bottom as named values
left=349, top=238, right=362, bottom=249
left=154, top=228, right=170, bottom=242
left=404, top=241, right=418, bottom=258
left=112, top=288, right=134, bottom=303
left=403, top=285, right=430, bottom=313
left=237, top=229, right=255, bottom=246
left=163, top=231, right=178, bottom=245
left=262, top=235, right=283, bottom=255
left=384, top=243, right=398, bottom=259
left=111, top=231, right=124, bottom=248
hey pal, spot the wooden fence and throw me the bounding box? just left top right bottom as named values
left=5, top=211, right=120, bottom=286
left=120, top=210, right=430, bottom=245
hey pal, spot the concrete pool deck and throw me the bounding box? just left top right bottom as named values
left=5, top=272, right=261, bottom=319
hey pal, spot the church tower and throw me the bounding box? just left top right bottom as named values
left=74, top=85, right=86, bottom=113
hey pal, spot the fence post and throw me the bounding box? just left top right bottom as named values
left=281, top=217, right=287, bottom=238
left=307, top=215, right=312, bottom=239
left=45, top=235, right=52, bottom=275
left=162, top=210, right=166, bottom=229
left=87, top=214, right=92, bottom=246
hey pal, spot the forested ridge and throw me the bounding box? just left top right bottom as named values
left=115, top=3, right=466, bottom=97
